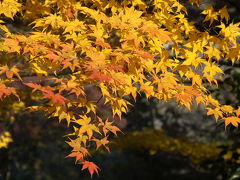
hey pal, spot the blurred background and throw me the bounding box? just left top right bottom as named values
left=1, top=0, right=240, bottom=179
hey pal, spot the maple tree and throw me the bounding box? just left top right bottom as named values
left=0, top=0, right=240, bottom=176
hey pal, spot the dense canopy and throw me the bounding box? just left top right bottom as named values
left=0, top=0, right=240, bottom=176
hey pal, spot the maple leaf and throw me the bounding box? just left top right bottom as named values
left=221, top=105, right=234, bottom=114
left=24, top=83, right=42, bottom=92
left=99, top=119, right=122, bottom=136
left=92, top=136, right=110, bottom=152
left=0, top=83, right=18, bottom=100
left=66, top=6, right=75, bottom=19
left=201, top=6, right=219, bottom=25
left=67, top=152, right=84, bottom=163
left=223, top=116, right=240, bottom=128
left=62, top=58, right=80, bottom=72
left=140, top=82, right=155, bottom=99
left=157, top=29, right=172, bottom=43
left=59, top=111, right=72, bottom=126
left=219, top=6, right=229, bottom=22
left=74, top=116, right=101, bottom=139
left=134, top=50, right=155, bottom=59
left=0, top=0, right=21, bottom=19
left=0, top=85, right=11, bottom=99
left=66, top=138, right=90, bottom=156
left=207, top=108, right=223, bottom=120
left=50, top=93, right=66, bottom=105
left=42, top=88, right=66, bottom=105
left=31, top=63, right=48, bottom=76
left=89, top=72, right=112, bottom=82
left=0, top=65, right=22, bottom=80
left=81, top=161, right=100, bottom=177
left=44, top=51, right=61, bottom=62
left=10, top=66, right=22, bottom=80
left=3, top=38, right=21, bottom=53
left=1, top=0, right=240, bottom=177
left=175, top=85, right=200, bottom=110
left=95, top=41, right=111, bottom=48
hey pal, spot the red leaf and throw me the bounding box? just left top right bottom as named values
left=0, top=87, right=11, bottom=99
left=24, top=83, right=42, bottom=92
left=81, top=161, right=100, bottom=177
left=43, top=90, right=66, bottom=105
left=67, top=152, right=84, bottom=163
left=89, top=72, right=111, bottom=82
left=52, top=93, right=66, bottom=105
left=0, top=84, right=18, bottom=99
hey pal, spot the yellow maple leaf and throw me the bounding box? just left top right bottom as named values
left=223, top=116, right=240, bottom=128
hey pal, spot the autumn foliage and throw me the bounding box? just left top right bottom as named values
left=0, top=0, right=240, bottom=176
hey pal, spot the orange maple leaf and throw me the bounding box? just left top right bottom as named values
left=134, top=50, right=155, bottom=59
left=89, top=72, right=112, bottom=82
left=0, top=65, right=22, bottom=80
left=92, top=136, right=110, bottom=152
left=0, top=86, right=11, bottom=99
left=0, top=84, right=18, bottom=99
left=100, top=119, right=122, bottom=136
left=95, top=41, right=111, bottom=48
left=44, top=51, right=62, bottom=62
left=81, top=161, right=100, bottom=177
left=223, top=116, right=240, bottom=128
left=67, top=152, right=84, bottom=163
left=24, top=83, right=42, bottom=92
left=42, top=87, right=66, bottom=105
